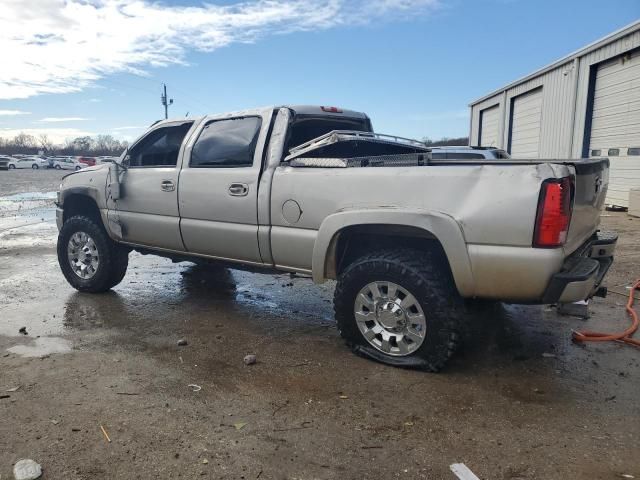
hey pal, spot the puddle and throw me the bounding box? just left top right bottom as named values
left=0, top=221, right=58, bottom=247
left=0, top=191, right=57, bottom=234
left=0, top=191, right=57, bottom=214
left=7, top=336, right=72, bottom=357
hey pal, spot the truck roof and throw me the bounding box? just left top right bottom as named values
left=153, top=105, right=369, bottom=128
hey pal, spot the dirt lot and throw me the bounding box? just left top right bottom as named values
left=1, top=169, right=639, bottom=479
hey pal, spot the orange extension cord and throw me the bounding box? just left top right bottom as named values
left=572, top=279, right=640, bottom=348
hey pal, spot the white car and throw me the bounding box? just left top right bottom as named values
left=53, top=157, right=84, bottom=170
left=0, top=155, right=47, bottom=169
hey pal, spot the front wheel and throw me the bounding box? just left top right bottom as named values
left=54, top=165, right=61, bottom=170
left=32, top=164, right=39, bottom=169
left=334, top=248, right=464, bottom=371
left=75, top=166, right=81, bottom=170
left=8, top=164, right=15, bottom=169
left=57, top=215, right=129, bottom=292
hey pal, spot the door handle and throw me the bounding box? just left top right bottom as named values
left=228, top=183, right=249, bottom=196
left=160, top=180, right=175, bottom=192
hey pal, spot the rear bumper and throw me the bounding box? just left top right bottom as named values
left=542, top=231, right=617, bottom=304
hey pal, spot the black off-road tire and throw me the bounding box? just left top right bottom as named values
left=57, top=215, right=129, bottom=293
left=334, top=248, right=464, bottom=372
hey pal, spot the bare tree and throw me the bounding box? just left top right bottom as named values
left=38, top=133, right=54, bottom=152
left=13, top=132, right=37, bottom=149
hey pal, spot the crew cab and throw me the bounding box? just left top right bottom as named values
left=55, top=105, right=616, bottom=371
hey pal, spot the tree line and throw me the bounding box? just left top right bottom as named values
left=423, top=136, right=469, bottom=147
left=0, top=131, right=470, bottom=157
left=0, top=133, right=128, bottom=157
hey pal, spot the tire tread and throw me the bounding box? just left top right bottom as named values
left=334, top=248, right=463, bottom=372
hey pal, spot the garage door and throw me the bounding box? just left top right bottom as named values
left=479, top=105, right=499, bottom=147
left=509, top=88, right=542, bottom=158
left=589, top=49, right=640, bottom=207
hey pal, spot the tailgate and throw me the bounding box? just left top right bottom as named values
left=565, top=158, right=609, bottom=253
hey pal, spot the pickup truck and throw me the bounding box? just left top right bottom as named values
left=55, top=105, right=617, bottom=371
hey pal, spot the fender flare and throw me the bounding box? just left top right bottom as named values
left=59, top=185, right=104, bottom=208
left=311, top=208, right=475, bottom=297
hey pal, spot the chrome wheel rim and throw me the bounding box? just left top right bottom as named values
left=67, top=232, right=100, bottom=279
left=354, top=281, right=427, bottom=356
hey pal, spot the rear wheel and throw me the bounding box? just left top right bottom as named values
left=32, top=164, right=39, bottom=169
left=75, top=166, right=81, bottom=170
left=57, top=215, right=129, bottom=292
left=54, top=165, right=61, bottom=170
left=334, top=248, right=464, bottom=371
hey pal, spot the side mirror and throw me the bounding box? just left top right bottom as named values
left=116, top=153, right=130, bottom=170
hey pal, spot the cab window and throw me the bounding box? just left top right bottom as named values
left=190, top=117, right=262, bottom=168
left=129, top=122, right=193, bottom=168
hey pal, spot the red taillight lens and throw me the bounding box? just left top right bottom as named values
left=321, top=106, right=342, bottom=113
left=533, top=177, right=573, bottom=248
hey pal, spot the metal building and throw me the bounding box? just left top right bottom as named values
left=469, top=20, right=640, bottom=207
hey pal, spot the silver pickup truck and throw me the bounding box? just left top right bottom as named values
left=56, top=105, right=617, bottom=370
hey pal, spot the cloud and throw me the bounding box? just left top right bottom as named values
left=38, top=117, right=90, bottom=122
left=0, top=128, right=95, bottom=145
left=0, top=110, right=31, bottom=116
left=0, top=0, right=439, bottom=99
left=88, top=98, right=101, bottom=103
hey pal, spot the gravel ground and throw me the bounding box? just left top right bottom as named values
left=0, top=169, right=638, bottom=479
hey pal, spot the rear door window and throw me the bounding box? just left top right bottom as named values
left=190, top=117, right=262, bottom=168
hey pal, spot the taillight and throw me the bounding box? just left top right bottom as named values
left=533, top=177, right=573, bottom=248
left=321, top=106, right=342, bottom=113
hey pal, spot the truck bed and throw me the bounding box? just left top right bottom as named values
left=274, top=130, right=610, bottom=289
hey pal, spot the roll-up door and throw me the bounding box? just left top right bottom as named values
left=479, top=105, right=499, bottom=147
left=588, top=50, right=640, bottom=207
left=509, top=88, right=542, bottom=158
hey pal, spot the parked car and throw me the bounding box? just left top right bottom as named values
left=430, top=146, right=511, bottom=160
left=0, top=155, right=47, bottom=169
left=46, top=156, right=69, bottom=168
left=77, top=156, right=97, bottom=167
left=96, top=156, right=119, bottom=164
left=0, top=155, right=19, bottom=170
left=53, top=157, right=84, bottom=170
left=55, top=105, right=616, bottom=371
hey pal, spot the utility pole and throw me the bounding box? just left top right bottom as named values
left=161, top=83, right=173, bottom=119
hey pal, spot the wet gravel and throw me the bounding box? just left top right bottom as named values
left=0, top=169, right=639, bottom=479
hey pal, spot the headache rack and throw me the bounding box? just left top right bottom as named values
left=284, top=130, right=434, bottom=168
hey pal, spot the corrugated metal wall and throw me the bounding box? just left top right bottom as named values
left=470, top=25, right=640, bottom=159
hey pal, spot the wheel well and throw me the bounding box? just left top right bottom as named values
left=62, top=194, right=102, bottom=224
left=326, top=224, right=453, bottom=280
